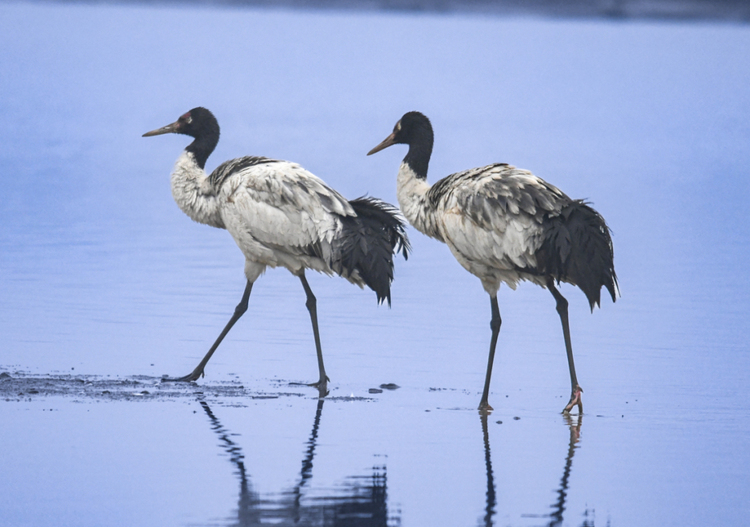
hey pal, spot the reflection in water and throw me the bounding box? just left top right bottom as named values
left=547, top=414, right=582, bottom=527
left=479, top=414, right=497, bottom=527
left=200, top=400, right=261, bottom=526
left=292, top=398, right=323, bottom=522
left=198, top=399, right=397, bottom=527
left=479, top=414, right=594, bottom=527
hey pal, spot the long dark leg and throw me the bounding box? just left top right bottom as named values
left=546, top=278, right=583, bottom=414
left=163, top=280, right=253, bottom=382
left=299, top=272, right=329, bottom=397
left=479, top=295, right=501, bottom=412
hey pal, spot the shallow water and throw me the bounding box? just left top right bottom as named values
left=1, top=2, right=749, bottom=526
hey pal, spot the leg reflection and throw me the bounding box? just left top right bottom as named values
left=198, top=398, right=396, bottom=526
left=198, top=399, right=326, bottom=526
left=480, top=414, right=497, bottom=527
left=478, top=412, right=591, bottom=527
left=293, top=398, right=325, bottom=522
left=199, top=400, right=261, bottom=526
left=547, top=413, right=583, bottom=527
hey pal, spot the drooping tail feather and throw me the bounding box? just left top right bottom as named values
left=331, top=197, right=410, bottom=305
left=539, top=200, right=618, bottom=311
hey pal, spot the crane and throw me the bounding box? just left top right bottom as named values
left=368, top=111, right=617, bottom=413
left=143, top=107, right=409, bottom=396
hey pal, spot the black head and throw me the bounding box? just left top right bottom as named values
left=367, top=111, right=433, bottom=155
left=143, top=107, right=220, bottom=169
left=367, top=111, right=434, bottom=178
left=143, top=107, right=219, bottom=139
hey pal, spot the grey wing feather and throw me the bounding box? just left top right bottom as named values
left=215, top=159, right=355, bottom=261
left=425, top=163, right=574, bottom=278
left=209, top=156, right=280, bottom=189
left=429, top=163, right=571, bottom=230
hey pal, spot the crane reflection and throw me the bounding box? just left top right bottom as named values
left=197, top=398, right=397, bottom=527
left=478, top=413, right=596, bottom=527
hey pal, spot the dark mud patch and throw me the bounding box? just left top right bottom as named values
left=0, top=371, right=306, bottom=404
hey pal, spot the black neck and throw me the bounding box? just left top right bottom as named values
left=183, top=115, right=220, bottom=168
left=404, top=142, right=432, bottom=180
left=403, top=119, right=434, bottom=180
left=186, top=132, right=218, bottom=170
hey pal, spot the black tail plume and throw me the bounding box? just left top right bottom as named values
left=538, top=200, right=618, bottom=311
left=332, top=197, right=410, bottom=305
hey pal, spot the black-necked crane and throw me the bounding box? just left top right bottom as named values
left=368, top=111, right=617, bottom=413
left=143, top=107, right=409, bottom=396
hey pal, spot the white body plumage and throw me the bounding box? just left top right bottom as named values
left=170, top=150, right=360, bottom=284
left=396, top=160, right=569, bottom=294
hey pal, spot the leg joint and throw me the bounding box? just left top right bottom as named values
left=234, top=302, right=248, bottom=317
left=306, top=294, right=316, bottom=311
left=555, top=294, right=568, bottom=314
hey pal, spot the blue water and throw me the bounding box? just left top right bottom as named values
left=1, top=2, right=749, bottom=526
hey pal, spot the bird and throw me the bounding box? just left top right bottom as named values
left=143, top=107, right=409, bottom=396
left=367, top=111, right=617, bottom=413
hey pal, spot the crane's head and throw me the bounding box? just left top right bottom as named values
left=142, top=107, right=219, bottom=140
left=367, top=111, right=433, bottom=156
left=143, top=107, right=220, bottom=169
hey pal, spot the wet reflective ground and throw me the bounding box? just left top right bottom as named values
left=0, top=373, right=599, bottom=526
left=2, top=2, right=750, bottom=526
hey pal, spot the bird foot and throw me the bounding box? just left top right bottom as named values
left=309, top=377, right=330, bottom=398
left=161, top=369, right=204, bottom=383
left=478, top=400, right=494, bottom=414
left=289, top=376, right=330, bottom=398
left=562, top=386, right=583, bottom=414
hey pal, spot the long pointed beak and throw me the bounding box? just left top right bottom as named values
left=142, top=120, right=180, bottom=137
left=367, top=132, right=397, bottom=156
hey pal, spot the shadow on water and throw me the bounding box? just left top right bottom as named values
left=197, top=399, right=397, bottom=527
left=479, top=414, right=595, bottom=527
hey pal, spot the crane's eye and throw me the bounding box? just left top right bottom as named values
left=395, top=121, right=402, bottom=133
left=180, top=112, right=193, bottom=124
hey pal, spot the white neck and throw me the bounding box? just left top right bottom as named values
left=396, top=162, right=441, bottom=240
left=170, top=151, right=225, bottom=229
